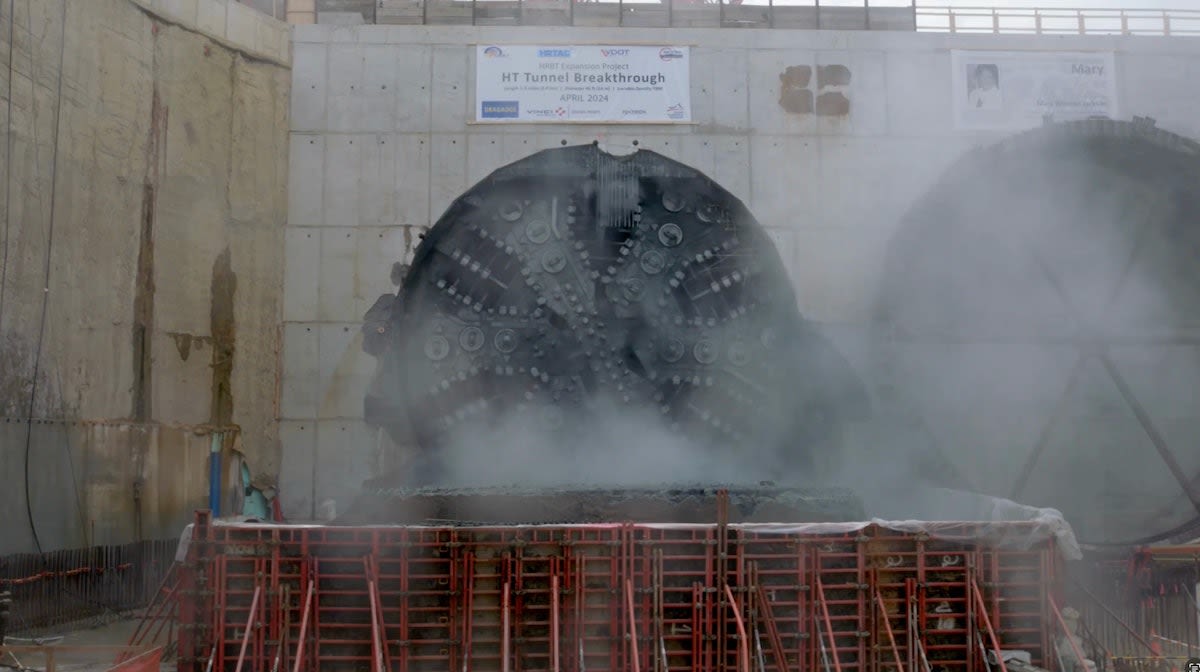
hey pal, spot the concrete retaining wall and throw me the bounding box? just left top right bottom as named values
left=282, top=24, right=1200, bottom=529
left=0, top=0, right=290, bottom=554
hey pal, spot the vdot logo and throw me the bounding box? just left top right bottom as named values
left=601, top=48, right=630, bottom=57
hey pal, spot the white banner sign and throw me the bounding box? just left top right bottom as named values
left=474, top=45, right=691, bottom=124
left=951, top=50, right=1118, bottom=130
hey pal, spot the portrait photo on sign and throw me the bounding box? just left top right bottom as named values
left=967, top=63, right=1002, bottom=110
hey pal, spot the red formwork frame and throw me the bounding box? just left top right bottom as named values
left=174, top=507, right=1062, bottom=672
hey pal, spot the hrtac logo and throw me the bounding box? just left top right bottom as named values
left=538, top=48, right=572, bottom=58
left=601, top=48, right=630, bottom=57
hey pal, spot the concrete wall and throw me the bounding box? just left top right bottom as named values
left=0, top=0, right=290, bottom=554
left=283, top=25, right=1200, bottom=529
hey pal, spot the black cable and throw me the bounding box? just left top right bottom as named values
left=57, top=370, right=89, bottom=546
left=0, top=0, right=15, bottom=327
left=1079, top=514, right=1200, bottom=548
left=21, top=0, right=68, bottom=556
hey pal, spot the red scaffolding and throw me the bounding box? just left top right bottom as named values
left=171, top=507, right=1065, bottom=672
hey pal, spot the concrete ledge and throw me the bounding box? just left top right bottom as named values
left=128, top=0, right=292, bottom=65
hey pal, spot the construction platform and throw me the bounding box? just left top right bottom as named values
left=161, top=487, right=1077, bottom=672
left=333, top=484, right=868, bottom=525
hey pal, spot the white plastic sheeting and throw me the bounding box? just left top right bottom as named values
left=175, top=488, right=1081, bottom=562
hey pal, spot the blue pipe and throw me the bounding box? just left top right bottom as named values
left=209, top=432, right=222, bottom=517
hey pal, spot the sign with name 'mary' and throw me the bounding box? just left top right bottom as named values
left=475, top=45, right=691, bottom=124
left=951, top=50, right=1118, bottom=130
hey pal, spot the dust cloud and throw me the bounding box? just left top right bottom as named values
left=338, top=130, right=1199, bottom=543
left=838, top=127, right=1200, bottom=542
left=433, top=396, right=772, bottom=488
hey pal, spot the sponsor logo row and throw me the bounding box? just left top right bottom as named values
left=482, top=100, right=687, bottom=120
left=482, top=46, right=685, bottom=61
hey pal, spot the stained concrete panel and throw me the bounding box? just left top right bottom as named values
left=0, top=419, right=225, bottom=553
left=501, top=134, right=543, bottom=172
left=281, top=323, right=320, bottom=419
left=151, top=332, right=212, bottom=426
left=314, top=419, right=379, bottom=511
left=884, top=50, right=954, bottom=135
left=137, top=426, right=214, bottom=537
left=327, top=44, right=368, bottom=132
left=35, top=324, right=139, bottom=420
left=229, top=226, right=288, bottom=471
left=712, top=49, right=750, bottom=131
left=317, top=323, right=375, bottom=418
left=688, top=48, right=716, bottom=128
left=316, top=323, right=357, bottom=417
left=292, top=42, right=329, bottom=131
left=150, top=195, right=223, bottom=335
left=748, top=49, right=819, bottom=136
left=362, top=45, right=402, bottom=122
left=45, top=176, right=143, bottom=332
left=325, top=45, right=400, bottom=132
left=3, top=421, right=91, bottom=553
left=711, top=136, right=751, bottom=206
left=318, top=227, right=359, bottom=322
left=230, top=59, right=291, bottom=224
left=748, top=135, right=819, bottom=228
left=814, top=50, right=887, bottom=137
left=324, top=135, right=362, bottom=226
left=814, top=136, right=969, bottom=233
left=359, top=134, right=398, bottom=225
left=430, top=134, right=468, bottom=222
left=396, top=46, right=433, bottom=131
left=289, top=134, right=326, bottom=226
left=466, top=134, right=509, bottom=186
left=393, top=134, right=432, bottom=226
left=279, top=420, right=318, bottom=519
left=431, top=46, right=469, bottom=132
left=355, top=226, right=415, bottom=316
left=284, top=229, right=321, bottom=321
left=671, top=135, right=717, bottom=180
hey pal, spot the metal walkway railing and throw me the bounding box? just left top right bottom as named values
left=280, top=0, right=1200, bottom=34
left=915, top=6, right=1200, bottom=36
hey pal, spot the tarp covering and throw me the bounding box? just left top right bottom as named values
left=175, top=488, right=1081, bottom=561
left=646, top=488, right=1081, bottom=559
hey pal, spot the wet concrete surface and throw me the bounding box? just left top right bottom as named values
left=1, top=616, right=173, bottom=671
